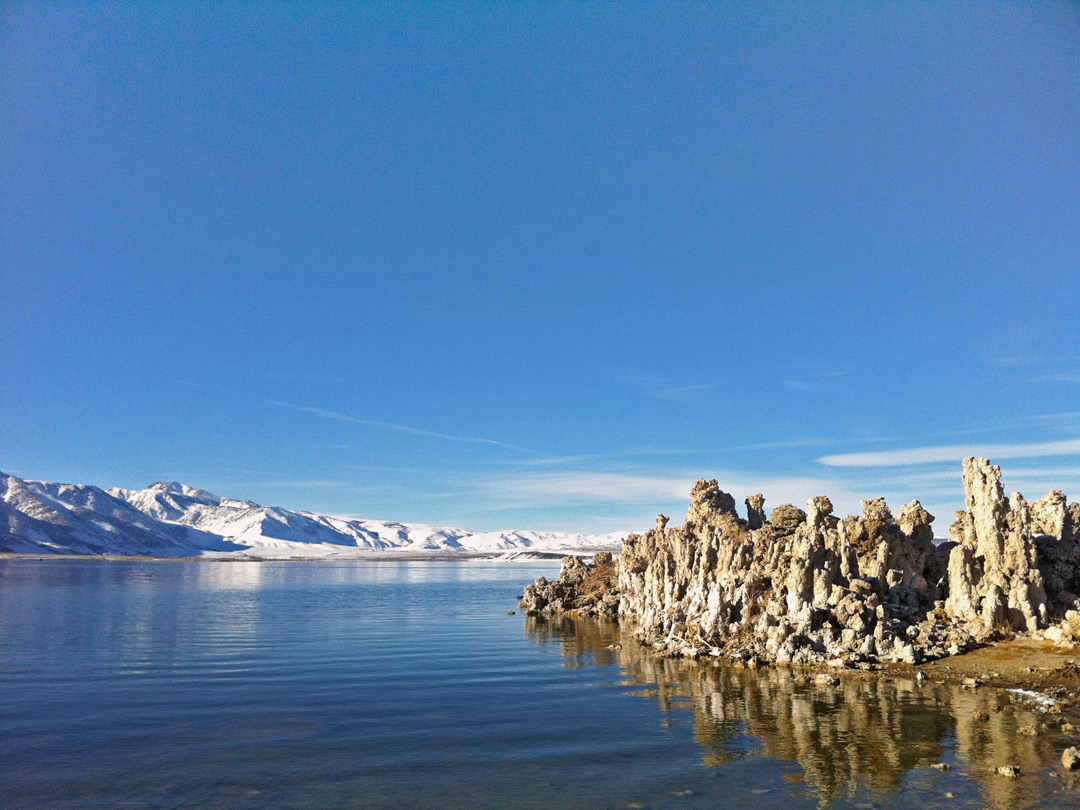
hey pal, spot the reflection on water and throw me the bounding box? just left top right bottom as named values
left=3, top=560, right=1078, bottom=810
left=526, top=615, right=1080, bottom=809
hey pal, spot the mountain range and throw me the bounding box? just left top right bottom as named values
left=0, top=471, right=626, bottom=559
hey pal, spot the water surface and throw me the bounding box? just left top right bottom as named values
left=2, top=560, right=1077, bottom=809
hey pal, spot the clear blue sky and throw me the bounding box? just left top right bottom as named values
left=3, top=2, right=1078, bottom=533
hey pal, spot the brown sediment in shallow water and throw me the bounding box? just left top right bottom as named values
left=521, top=458, right=1080, bottom=670
left=916, top=638, right=1080, bottom=689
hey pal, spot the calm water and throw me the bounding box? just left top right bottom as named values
left=2, top=560, right=1078, bottom=810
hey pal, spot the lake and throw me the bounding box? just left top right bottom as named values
left=1, top=560, right=1078, bottom=809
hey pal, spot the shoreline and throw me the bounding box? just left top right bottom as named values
left=540, top=610, right=1080, bottom=709
left=0, top=551, right=575, bottom=563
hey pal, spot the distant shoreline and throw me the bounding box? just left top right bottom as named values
left=0, top=551, right=578, bottom=563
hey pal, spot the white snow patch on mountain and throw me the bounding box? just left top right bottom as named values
left=1, top=472, right=626, bottom=558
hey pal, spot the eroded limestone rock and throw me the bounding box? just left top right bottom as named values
left=519, top=553, right=620, bottom=618
left=745, top=494, right=767, bottom=530
left=521, top=458, right=1080, bottom=666
left=686, top=478, right=737, bottom=524
left=946, top=459, right=1048, bottom=634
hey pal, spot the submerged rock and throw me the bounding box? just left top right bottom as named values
left=521, top=458, right=1080, bottom=667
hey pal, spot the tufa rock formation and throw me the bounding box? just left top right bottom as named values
left=521, top=458, right=1080, bottom=666
left=518, top=552, right=620, bottom=618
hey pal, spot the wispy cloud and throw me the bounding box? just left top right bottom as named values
left=474, top=469, right=864, bottom=515
left=479, top=471, right=698, bottom=506
left=982, top=356, right=1080, bottom=385
left=208, top=479, right=357, bottom=489
left=985, top=355, right=1068, bottom=368
left=723, top=438, right=834, bottom=451
left=818, top=439, right=1080, bottom=467
left=485, top=446, right=713, bottom=468
left=264, top=399, right=530, bottom=452
left=1024, top=412, right=1080, bottom=423
left=943, top=411, right=1080, bottom=438
left=607, top=366, right=716, bottom=401
left=232, top=371, right=356, bottom=384
left=219, top=468, right=290, bottom=478
left=780, top=371, right=847, bottom=393
left=246, top=479, right=356, bottom=488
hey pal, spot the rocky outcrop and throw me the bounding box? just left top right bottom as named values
left=521, top=458, right=1080, bottom=666
left=519, top=552, right=620, bottom=617
left=745, top=494, right=767, bottom=530
left=946, top=459, right=1049, bottom=633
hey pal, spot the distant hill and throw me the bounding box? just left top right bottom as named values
left=0, top=472, right=626, bottom=559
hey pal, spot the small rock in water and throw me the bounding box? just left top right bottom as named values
left=931, top=762, right=951, bottom=771
left=1017, top=725, right=1040, bottom=737
left=973, top=711, right=991, bottom=722
left=1063, top=747, right=1080, bottom=771
left=506, top=611, right=516, bottom=615
left=944, top=791, right=956, bottom=798
left=1063, top=722, right=1077, bottom=734
left=996, top=765, right=1021, bottom=778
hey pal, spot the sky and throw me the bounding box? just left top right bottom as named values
left=2, top=2, right=1078, bottom=534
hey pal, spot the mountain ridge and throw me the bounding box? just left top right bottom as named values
left=0, top=471, right=626, bottom=559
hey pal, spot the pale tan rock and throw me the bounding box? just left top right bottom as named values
left=1033, top=490, right=1068, bottom=538
left=807, top=496, right=834, bottom=529
left=686, top=479, right=737, bottom=524
left=745, top=494, right=767, bottom=530
left=945, top=459, right=1048, bottom=633
left=519, top=554, right=619, bottom=618
left=770, top=503, right=806, bottom=533
left=523, top=457, right=1079, bottom=668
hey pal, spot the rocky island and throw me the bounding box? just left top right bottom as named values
left=521, top=458, right=1080, bottom=668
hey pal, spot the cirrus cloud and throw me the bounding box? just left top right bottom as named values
left=818, top=439, right=1080, bottom=468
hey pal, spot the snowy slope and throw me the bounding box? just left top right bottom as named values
left=1, top=472, right=626, bottom=558
left=0, top=474, right=241, bottom=555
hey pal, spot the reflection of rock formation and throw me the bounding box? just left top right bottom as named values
left=525, top=616, right=1074, bottom=810
left=523, top=458, right=1080, bottom=665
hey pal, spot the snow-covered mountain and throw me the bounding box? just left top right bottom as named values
left=0, top=472, right=626, bottom=558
